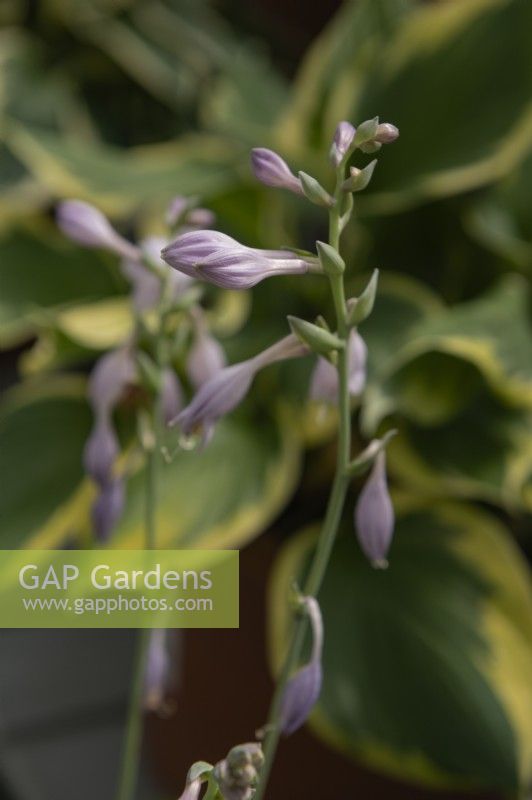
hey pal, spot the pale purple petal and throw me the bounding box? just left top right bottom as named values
left=166, top=196, right=216, bottom=229
left=56, top=200, right=139, bottom=260
left=187, top=330, right=226, bottom=390
left=88, top=347, right=136, bottom=415
left=309, top=331, right=366, bottom=404
left=250, top=148, right=303, bottom=195
left=280, top=661, right=323, bottom=735
left=91, top=478, right=125, bottom=542
left=375, top=123, right=399, bottom=144
left=161, top=370, right=184, bottom=425
left=330, top=121, right=356, bottom=166
left=83, top=416, right=119, bottom=485
left=355, top=452, right=394, bottom=568
left=143, top=628, right=180, bottom=714
left=121, top=258, right=161, bottom=311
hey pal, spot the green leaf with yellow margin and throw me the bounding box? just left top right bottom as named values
left=269, top=500, right=532, bottom=792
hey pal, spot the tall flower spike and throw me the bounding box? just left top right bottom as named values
left=174, top=334, right=306, bottom=445
left=309, top=331, right=367, bottom=404
left=330, top=121, right=356, bottom=166
left=91, top=478, right=125, bottom=542
left=250, top=148, right=304, bottom=195
left=355, top=451, right=395, bottom=568
left=187, top=314, right=227, bottom=390
left=280, top=596, right=323, bottom=735
left=57, top=200, right=139, bottom=260
left=161, top=230, right=312, bottom=290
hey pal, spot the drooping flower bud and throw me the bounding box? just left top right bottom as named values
left=161, top=369, right=184, bottom=425
left=355, top=451, right=394, bottom=568
left=309, top=331, right=367, bottom=404
left=187, top=323, right=227, bottom=390
left=91, top=478, right=125, bottom=542
left=83, top=416, right=120, bottom=486
left=330, top=121, right=356, bottom=166
left=161, top=230, right=312, bottom=290
left=56, top=200, right=139, bottom=260
left=174, top=334, right=306, bottom=445
left=143, top=628, right=180, bottom=715
left=88, top=347, right=136, bottom=417
left=280, top=597, right=323, bottom=735
left=250, top=148, right=304, bottom=196
left=121, top=258, right=161, bottom=312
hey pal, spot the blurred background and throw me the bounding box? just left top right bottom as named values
left=0, top=0, right=532, bottom=798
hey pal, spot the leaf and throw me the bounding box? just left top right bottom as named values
left=0, top=377, right=92, bottom=548
left=0, top=224, right=123, bottom=347
left=355, top=0, right=532, bottom=213
left=269, top=501, right=532, bottom=791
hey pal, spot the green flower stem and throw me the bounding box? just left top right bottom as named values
left=254, top=174, right=352, bottom=800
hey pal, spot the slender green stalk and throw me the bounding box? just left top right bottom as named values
left=115, top=415, right=159, bottom=800
left=254, top=171, right=352, bottom=800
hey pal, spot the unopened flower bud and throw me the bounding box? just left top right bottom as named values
left=298, top=172, right=334, bottom=208
left=352, top=117, right=379, bottom=147
left=280, top=596, right=323, bottom=735
left=309, top=331, right=367, bottom=404
left=342, top=160, right=377, bottom=192
left=355, top=451, right=394, bottom=568
left=187, top=324, right=227, bottom=390
left=316, top=241, right=345, bottom=276
left=166, top=196, right=216, bottom=229
left=330, top=120, right=356, bottom=166
left=83, top=416, right=119, bottom=486
left=250, top=148, right=303, bottom=196
left=375, top=122, right=399, bottom=144
left=288, top=315, right=343, bottom=356
left=347, top=269, right=379, bottom=326
left=56, top=200, right=139, bottom=260
left=161, top=369, right=184, bottom=425
left=91, top=478, right=125, bottom=542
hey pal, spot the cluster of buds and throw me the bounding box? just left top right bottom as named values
left=213, top=743, right=264, bottom=800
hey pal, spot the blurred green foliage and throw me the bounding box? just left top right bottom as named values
left=1, top=0, right=532, bottom=795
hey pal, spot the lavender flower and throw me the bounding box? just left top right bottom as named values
left=83, top=416, right=119, bottom=486
left=143, top=628, right=179, bottom=714
left=355, top=451, right=394, bottom=568
left=330, top=121, right=356, bottom=166
left=187, top=317, right=227, bottom=390
left=56, top=200, right=139, bottom=260
left=280, top=597, right=323, bottom=735
left=309, top=331, right=367, bottom=404
left=250, top=148, right=304, bottom=195
left=174, top=334, right=306, bottom=444
left=91, top=478, right=125, bottom=542
left=161, top=230, right=312, bottom=290
left=88, top=347, right=136, bottom=417
left=166, top=196, right=215, bottom=229
left=161, top=369, right=184, bottom=425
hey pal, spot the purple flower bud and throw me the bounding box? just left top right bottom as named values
left=88, top=347, right=136, bottom=416
left=161, top=230, right=311, bottom=290
left=91, top=478, right=125, bottom=542
left=375, top=123, right=399, bottom=144
left=161, top=369, right=184, bottom=425
left=355, top=452, right=394, bottom=568
left=177, top=778, right=203, bottom=800
left=143, top=628, right=180, bottom=714
left=280, top=597, right=323, bottom=735
left=83, top=416, right=119, bottom=485
left=166, top=196, right=216, bottom=229
left=309, top=331, right=367, bottom=404
left=174, top=334, right=306, bottom=444
left=187, top=324, right=227, bottom=390
left=250, top=148, right=304, bottom=195
left=330, top=121, right=356, bottom=166
left=56, top=200, right=139, bottom=260
left=121, top=258, right=161, bottom=312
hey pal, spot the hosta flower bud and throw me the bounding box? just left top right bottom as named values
left=375, top=122, right=399, bottom=144
left=250, top=148, right=303, bottom=196
left=347, top=270, right=379, bottom=326
left=316, top=241, right=345, bottom=276
left=143, top=628, right=180, bottom=714
left=56, top=200, right=139, bottom=260
left=330, top=120, right=356, bottom=166
left=161, top=369, right=184, bottom=425
left=355, top=452, right=394, bottom=568
left=288, top=315, right=343, bottom=356
left=187, top=314, right=227, bottom=389
left=91, top=478, right=125, bottom=542
left=309, top=331, right=367, bottom=404
left=121, top=258, right=160, bottom=312
left=83, top=416, right=119, bottom=486
left=174, top=334, right=306, bottom=445
left=280, top=597, right=323, bottom=735
left=214, top=743, right=263, bottom=800
left=298, top=172, right=334, bottom=208
left=88, top=347, right=136, bottom=417
left=162, top=230, right=312, bottom=290
left=342, top=160, right=377, bottom=192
